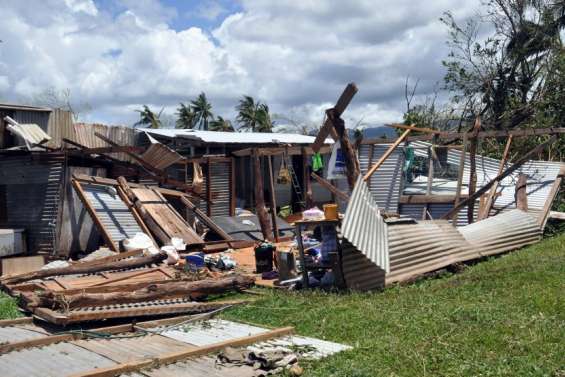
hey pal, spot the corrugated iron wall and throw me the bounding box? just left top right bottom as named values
left=0, top=154, right=64, bottom=254
left=182, top=159, right=234, bottom=217
left=46, top=109, right=74, bottom=148
left=73, top=123, right=137, bottom=162
left=357, top=144, right=404, bottom=213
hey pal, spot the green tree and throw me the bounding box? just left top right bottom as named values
left=134, top=105, right=162, bottom=128
left=441, top=0, right=564, bottom=130
left=190, top=92, right=213, bottom=130
left=176, top=102, right=195, bottom=129
left=236, top=96, right=273, bottom=132
left=209, top=116, right=235, bottom=132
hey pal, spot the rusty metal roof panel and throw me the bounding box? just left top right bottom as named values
left=141, top=136, right=184, bottom=170
left=341, top=177, right=389, bottom=272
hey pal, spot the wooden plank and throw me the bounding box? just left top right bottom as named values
left=451, top=133, right=468, bottom=225
left=267, top=156, right=280, bottom=242
left=253, top=149, right=271, bottom=240
left=70, top=326, right=295, bottom=377
left=0, top=317, right=34, bottom=327
left=180, top=196, right=232, bottom=241
left=311, top=172, right=349, bottom=201
left=232, top=145, right=332, bottom=157
left=441, top=136, right=558, bottom=220
left=131, top=188, right=203, bottom=245
left=35, top=300, right=249, bottom=325
left=467, top=117, right=482, bottom=224
left=363, top=124, right=416, bottom=181
left=362, top=127, right=565, bottom=144
left=71, top=179, right=119, bottom=251
left=312, top=83, right=358, bottom=152
left=515, top=174, right=528, bottom=211
left=399, top=194, right=469, bottom=204
left=477, top=135, right=514, bottom=220
left=386, top=123, right=442, bottom=134
left=1, top=256, right=45, bottom=277
left=116, top=177, right=157, bottom=246
left=549, top=211, right=565, bottom=220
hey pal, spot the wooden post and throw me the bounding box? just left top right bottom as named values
left=267, top=156, right=280, bottom=242
left=515, top=174, right=528, bottom=211
left=363, top=125, right=416, bottom=181
left=441, top=136, right=557, bottom=220
left=423, top=146, right=434, bottom=220
left=451, top=133, right=468, bottom=225
left=311, top=172, right=349, bottom=201
left=477, top=135, right=514, bottom=220
left=539, top=166, right=565, bottom=228
left=253, top=149, right=271, bottom=240
left=467, top=117, right=482, bottom=224
left=301, top=147, right=314, bottom=207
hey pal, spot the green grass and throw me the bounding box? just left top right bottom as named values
left=223, top=233, right=565, bottom=376
left=0, top=292, right=21, bottom=320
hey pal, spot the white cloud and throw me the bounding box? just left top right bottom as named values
left=0, top=0, right=482, bottom=126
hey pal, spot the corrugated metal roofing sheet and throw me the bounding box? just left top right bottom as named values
left=341, top=177, right=389, bottom=272
left=458, top=209, right=541, bottom=256
left=6, top=122, right=51, bottom=148
left=82, top=183, right=145, bottom=243
left=141, top=128, right=332, bottom=145
left=0, top=341, right=116, bottom=377
left=141, top=135, right=184, bottom=170
left=358, top=144, right=404, bottom=212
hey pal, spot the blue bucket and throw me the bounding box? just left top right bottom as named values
left=186, top=253, right=205, bottom=268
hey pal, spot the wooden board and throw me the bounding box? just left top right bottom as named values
left=132, top=188, right=203, bottom=245
left=1, top=255, right=45, bottom=277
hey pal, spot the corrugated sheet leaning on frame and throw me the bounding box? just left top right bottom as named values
left=340, top=174, right=543, bottom=290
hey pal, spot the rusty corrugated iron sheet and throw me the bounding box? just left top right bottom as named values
left=341, top=177, right=389, bottom=272
left=73, top=123, right=136, bottom=162
left=5, top=122, right=51, bottom=148
left=141, top=142, right=183, bottom=170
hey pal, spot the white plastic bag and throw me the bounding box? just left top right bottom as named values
left=327, top=141, right=347, bottom=180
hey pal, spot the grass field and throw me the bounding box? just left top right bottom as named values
left=0, top=233, right=563, bottom=376
left=223, top=233, right=565, bottom=376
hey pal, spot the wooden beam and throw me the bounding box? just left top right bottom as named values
left=467, top=117, right=482, bottom=224
left=386, top=123, right=442, bottom=134
left=232, top=145, right=332, bottom=157
left=116, top=177, right=157, bottom=246
left=451, top=133, right=468, bottom=225
left=311, top=172, right=349, bottom=201
left=363, top=124, right=416, bottom=181
left=477, top=135, right=514, bottom=220
left=267, top=156, right=280, bottom=242
left=180, top=196, right=232, bottom=241
left=441, top=136, right=557, bottom=221
left=399, top=194, right=469, bottom=204
left=423, top=146, right=435, bottom=220
left=549, top=211, right=565, bottom=220
left=515, top=174, right=528, bottom=211
left=331, top=111, right=360, bottom=190
left=312, top=83, right=358, bottom=152
left=253, top=149, right=271, bottom=240
left=70, top=326, right=294, bottom=377
left=71, top=179, right=119, bottom=252
left=362, top=127, right=565, bottom=144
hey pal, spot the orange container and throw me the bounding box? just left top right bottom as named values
left=323, top=203, right=338, bottom=220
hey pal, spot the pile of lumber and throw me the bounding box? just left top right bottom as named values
left=0, top=250, right=255, bottom=325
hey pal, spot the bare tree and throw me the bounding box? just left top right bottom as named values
left=32, top=87, right=91, bottom=121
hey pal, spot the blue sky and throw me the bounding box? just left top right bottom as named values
left=0, top=0, right=481, bottom=128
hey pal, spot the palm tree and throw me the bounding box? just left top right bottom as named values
left=134, top=105, right=162, bottom=128
left=176, top=102, right=195, bottom=129
left=235, top=96, right=273, bottom=132
left=190, top=92, right=213, bottom=130
left=209, top=116, right=235, bottom=132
